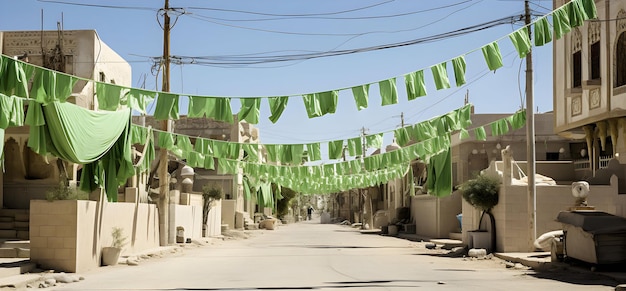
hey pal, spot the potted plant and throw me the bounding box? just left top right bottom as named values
left=202, top=184, right=223, bottom=237
left=460, top=174, right=500, bottom=252
left=102, top=227, right=127, bottom=266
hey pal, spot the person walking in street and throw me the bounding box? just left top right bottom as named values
left=307, top=206, right=314, bottom=220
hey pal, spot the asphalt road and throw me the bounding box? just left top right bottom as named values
left=52, top=220, right=619, bottom=291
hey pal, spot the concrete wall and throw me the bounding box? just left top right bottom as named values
left=411, top=191, right=462, bottom=238
left=170, top=205, right=202, bottom=241
left=222, top=199, right=236, bottom=229
left=30, top=199, right=159, bottom=273
left=206, top=200, right=222, bottom=237
left=462, top=175, right=620, bottom=252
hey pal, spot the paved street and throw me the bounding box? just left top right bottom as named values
left=53, top=221, right=618, bottom=291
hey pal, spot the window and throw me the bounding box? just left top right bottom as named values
left=99, top=72, right=106, bottom=82
left=617, top=32, right=626, bottom=87
left=573, top=51, right=582, bottom=88
left=590, top=41, right=601, bottom=80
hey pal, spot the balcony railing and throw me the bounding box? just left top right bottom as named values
left=599, top=155, right=614, bottom=169
left=573, top=158, right=590, bottom=171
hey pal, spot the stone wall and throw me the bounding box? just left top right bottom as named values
left=411, top=191, right=462, bottom=238
left=30, top=199, right=159, bottom=273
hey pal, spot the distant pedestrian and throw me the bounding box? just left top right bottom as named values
left=307, top=206, right=314, bottom=220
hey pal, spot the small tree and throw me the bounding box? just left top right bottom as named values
left=202, top=184, right=223, bottom=225
left=276, top=187, right=297, bottom=219
left=460, top=174, right=501, bottom=252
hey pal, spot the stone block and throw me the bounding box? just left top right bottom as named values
left=0, top=222, right=15, bottom=229
left=0, top=217, right=13, bottom=223
left=54, top=248, right=72, bottom=259
left=48, top=237, right=64, bottom=248
left=0, top=248, right=17, bottom=258
left=39, top=226, right=56, bottom=237
left=17, top=248, right=29, bottom=258
left=0, top=229, right=17, bottom=238
left=14, top=221, right=29, bottom=229
left=30, top=237, right=47, bottom=248
left=14, top=213, right=29, bottom=222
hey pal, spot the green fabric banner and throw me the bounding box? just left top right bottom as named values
left=379, top=78, right=398, bottom=106
left=268, top=96, right=288, bottom=123
left=452, top=56, right=467, bottom=87
left=404, top=70, right=427, bottom=101
left=306, top=143, right=321, bottom=161
left=431, top=62, right=450, bottom=90
left=351, top=84, right=369, bottom=111
left=154, top=93, right=179, bottom=120
left=303, top=91, right=338, bottom=119
left=482, top=42, right=503, bottom=71
left=328, top=140, right=344, bottom=160
left=534, top=17, right=552, bottom=47
left=553, top=7, right=571, bottom=40
left=238, top=98, right=261, bottom=124
left=509, top=27, right=532, bottom=58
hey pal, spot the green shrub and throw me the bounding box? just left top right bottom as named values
left=46, top=177, right=88, bottom=201
left=461, top=174, right=501, bottom=212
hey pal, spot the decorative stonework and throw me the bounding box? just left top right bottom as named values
left=618, top=10, right=626, bottom=33
left=589, top=21, right=601, bottom=44
left=572, top=96, right=583, bottom=116
left=572, top=28, right=582, bottom=52
left=589, top=88, right=601, bottom=109
left=2, top=31, right=78, bottom=56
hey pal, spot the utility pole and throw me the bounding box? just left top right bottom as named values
left=158, top=0, right=172, bottom=246
left=524, top=0, right=537, bottom=249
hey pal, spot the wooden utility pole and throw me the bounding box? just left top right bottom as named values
left=158, top=0, right=172, bottom=246
left=524, top=0, right=537, bottom=248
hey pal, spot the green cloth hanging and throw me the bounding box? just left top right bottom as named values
left=30, top=68, right=78, bottom=104
left=217, top=159, right=239, bottom=175
left=268, top=96, right=288, bottom=123
left=154, top=93, right=179, bottom=120
left=193, top=138, right=212, bottom=155
left=490, top=119, right=510, bottom=136
left=534, top=17, right=552, bottom=47
left=188, top=95, right=209, bottom=118
left=509, top=27, right=532, bottom=58
left=347, top=137, right=362, bottom=157
left=481, top=42, right=503, bottom=71
left=351, top=84, right=369, bottom=110
left=306, top=143, right=321, bottom=161
left=0, top=94, right=24, bottom=128
left=0, top=57, right=31, bottom=98
left=365, top=134, right=383, bottom=149
left=238, top=98, right=261, bottom=124
left=96, top=82, right=125, bottom=111
left=460, top=128, right=470, bottom=140
left=128, top=89, right=155, bottom=114
left=265, top=144, right=281, bottom=162
left=426, top=148, right=452, bottom=197
left=475, top=126, right=487, bottom=141
left=303, top=91, right=338, bottom=118
left=567, top=0, right=586, bottom=28
left=507, top=110, right=527, bottom=130
left=242, top=144, right=259, bottom=162
left=553, top=7, right=571, bottom=40
left=26, top=101, right=133, bottom=201
left=206, top=97, right=233, bottom=123
left=328, top=140, right=344, bottom=160
left=157, top=131, right=175, bottom=150
left=394, top=127, right=410, bottom=147
left=379, top=78, right=398, bottom=106
left=580, top=0, right=596, bottom=19
left=404, top=70, right=427, bottom=101
left=431, top=62, right=450, bottom=90
left=452, top=56, right=467, bottom=87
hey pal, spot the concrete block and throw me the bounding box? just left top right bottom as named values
left=14, top=221, right=29, bottom=229
left=29, top=237, right=47, bottom=248
left=14, top=213, right=29, bottom=222
left=0, top=248, right=17, bottom=258
left=16, top=248, right=29, bottom=258
left=0, top=217, right=13, bottom=223
left=39, top=226, right=56, bottom=237
left=0, top=222, right=15, bottom=230
left=54, top=248, right=72, bottom=259
left=48, top=237, right=64, bottom=248
left=17, top=231, right=29, bottom=240
left=0, top=230, right=17, bottom=238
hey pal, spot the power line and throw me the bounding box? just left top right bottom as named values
left=36, top=0, right=156, bottom=11
left=185, top=1, right=395, bottom=17
left=155, top=15, right=522, bottom=67
left=186, top=1, right=474, bottom=22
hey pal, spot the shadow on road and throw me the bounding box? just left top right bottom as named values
left=136, top=280, right=433, bottom=290
left=270, top=244, right=408, bottom=249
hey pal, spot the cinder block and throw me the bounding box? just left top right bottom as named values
left=16, top=248, right=29, bottom=258
left=14, top=213, right=29, bottom=222
left=0, top=222, right=14, bottom=229
left=48, top=237, right=64, bottom=248
left=0, top=230, right=17, bottom=238
left=39, top=226, right=56, bottom=237
left=0, top=248, right=17, bottom=258
left=30, top=237, right=47, bottom=248
left=63, top=238, right=75, bottom=248
left=54, top=248, right=72, bottom=259
left=0, top=217, right=13, bottom=223
left=14, top=221, right=29, bottom=229
left=56, top=226, right=76, bottom=238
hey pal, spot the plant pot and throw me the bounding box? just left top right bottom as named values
left=101, top=247, right=122, bottom=266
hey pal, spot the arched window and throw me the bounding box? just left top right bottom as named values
left=617, top=32, right=626, bottom=87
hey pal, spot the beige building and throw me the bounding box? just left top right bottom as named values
left=553, top=0, right=626, bottom=173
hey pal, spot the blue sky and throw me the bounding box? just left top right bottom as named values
left=0, top=0, right=555, bottom=155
